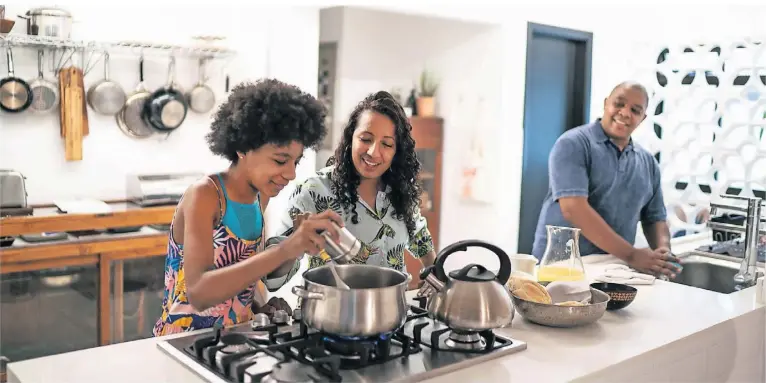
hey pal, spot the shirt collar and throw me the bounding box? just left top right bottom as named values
left=590, top=118, right=635, bottom=152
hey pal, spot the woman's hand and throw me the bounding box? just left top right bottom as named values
left=282, top=210, right=344, bottom=258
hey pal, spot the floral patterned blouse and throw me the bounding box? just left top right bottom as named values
left=274, top=166, right=435, bottom=272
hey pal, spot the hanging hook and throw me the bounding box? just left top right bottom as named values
left=55, top=47, right=76, bottom=72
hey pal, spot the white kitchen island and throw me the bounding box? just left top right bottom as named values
left=8, top=233, right=765, bottom=383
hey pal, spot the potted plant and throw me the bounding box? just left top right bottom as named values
left=416, top=69, right=439, bottom=117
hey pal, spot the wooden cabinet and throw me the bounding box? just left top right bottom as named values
left=405, top=117, right=443, bottom=289
left=0, top=204, right=172, bottom=362
left=0, top=262, right=100, bottom=362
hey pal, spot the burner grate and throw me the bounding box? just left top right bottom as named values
left=406, top=304, right=514, bottom=353
left=312, top=331, right=421, bottom=370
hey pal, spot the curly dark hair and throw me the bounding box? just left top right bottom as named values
left=327, top=91, right=423, bottom=237
left=206, top=78, right=327, bottom=163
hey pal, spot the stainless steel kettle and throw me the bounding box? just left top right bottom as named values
left=418, top=239, right=514, bottom=331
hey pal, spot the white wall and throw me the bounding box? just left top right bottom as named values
left=0, top=4, right=320, bottom=228
left=345, top=4, right=766, bottom=267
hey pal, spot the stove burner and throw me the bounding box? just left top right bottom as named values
left=261, top=361, right=329, bottom=383
left=220, top=343, right=255, bottom=354
left=272, top=310, right=289, bottom=325
left=445, top=331, right=486, bottom=351
left=215, top=337, right=258, bottom=371
left=242, top=354, right=281, bottom=383
left=245, top=330, right=273, bottom=343
left=322, top=333, right=389, bottom=356
left=252, top=313, right=271, bottom=329
left=218, top=333, right=248, bottom=346
left=407, top=305, right=515, bottom=354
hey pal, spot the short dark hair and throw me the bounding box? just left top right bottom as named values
left=206, top=79, right=327, bottom=163
left=610, top=81, right=649, bottom=109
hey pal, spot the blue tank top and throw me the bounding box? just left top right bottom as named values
left=216, top=174, right=263, bottom=241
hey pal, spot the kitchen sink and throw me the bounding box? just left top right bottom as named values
left=671, top=253, right=764, bottom=294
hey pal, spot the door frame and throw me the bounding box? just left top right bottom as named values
left=518, top=22, right=594, bottom=253
left=523, top=22, right=594, bottom=134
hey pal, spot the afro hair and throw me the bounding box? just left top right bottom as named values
left=206, top=78, right=327, bottom=163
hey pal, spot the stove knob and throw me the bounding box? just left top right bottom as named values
left=272, top=309, right=288, bottom=325
left=250, top=313, right=270, bottom=330
left=292, top=308, right=302, bottom=321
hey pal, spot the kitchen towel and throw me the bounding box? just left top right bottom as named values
left=593, top=264, right=656, bottom=285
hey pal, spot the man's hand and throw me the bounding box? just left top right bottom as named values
left=627, top=247, right=681, bottom=278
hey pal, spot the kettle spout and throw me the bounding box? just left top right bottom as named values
left=415, top=265, right=446, bottom=298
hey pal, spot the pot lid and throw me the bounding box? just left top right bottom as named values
left=26, top=7, right=72, bottom=17
left=448, top=263, right=497, bottom=282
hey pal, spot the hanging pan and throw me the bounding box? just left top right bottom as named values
left=142, top=55, right=187, bottom=132
left=0, top=46, right=33, bottom=113
left=186, top=57, right=215, bottom=113
left=116, top=56, right=154, bottom=139
left=87, top=52, right=126, bottom=116
left=27, top=49, right=59, bottom=114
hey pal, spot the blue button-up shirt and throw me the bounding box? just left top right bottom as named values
left=532, top=119, right=667, bottom=259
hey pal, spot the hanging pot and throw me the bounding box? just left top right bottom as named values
left=87, top=52, right=126, bottom=116
left=0, top=47, right=33, bottom=113
left=142, top=56, right=187, bottom=131
left=27, top=49, right=59, bottom=114
left=186, top=58, right=215, bottom=113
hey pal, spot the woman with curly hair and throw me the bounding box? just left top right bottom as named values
left=275, top=90, right=436, bottom=277
left=153, top=79, right=343, bottom=336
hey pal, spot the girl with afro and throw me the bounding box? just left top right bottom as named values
left=154, top=79, right=343, bottom=335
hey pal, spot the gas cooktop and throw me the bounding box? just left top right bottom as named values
left=157, top=297, right=527, bottom=383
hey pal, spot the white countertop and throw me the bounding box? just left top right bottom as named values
left=9, top=232, right=765, bottom=383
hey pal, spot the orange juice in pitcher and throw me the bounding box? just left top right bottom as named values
left=537, top=225, right=586, bottom=283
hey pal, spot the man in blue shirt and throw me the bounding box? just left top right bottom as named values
left=532, top=82, right=680, bottom=278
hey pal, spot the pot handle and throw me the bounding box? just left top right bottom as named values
left=291, top=286, right=325, bottom=300
left=432, top=239, right=512, bottom=285
left=19, top=15, right=81, bottom=22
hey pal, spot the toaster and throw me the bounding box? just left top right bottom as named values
left=0, top=170, right=28, bottom=208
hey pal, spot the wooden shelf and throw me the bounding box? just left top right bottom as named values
left=0, top=233, right=167, bottom=264
left=0, top=204, right=175, bottom=237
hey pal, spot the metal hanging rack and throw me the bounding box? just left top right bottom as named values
left=0, top=34, right=236, bottom=59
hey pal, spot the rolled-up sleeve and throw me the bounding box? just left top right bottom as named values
left=549, top=135, right=590, bottom=201
left=640, top=158, right=667, bottom=224
left=407, top=208, right=435, bottom=259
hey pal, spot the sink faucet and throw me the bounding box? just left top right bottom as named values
left=734, top=196, right=763, bottom=285
left=708, top=194, right=764, bottom=285
left=710, top=194, right=764, bottom=285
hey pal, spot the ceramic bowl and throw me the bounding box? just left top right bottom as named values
left=590, top=282, right=637, bottom=310
left=511, top=287, right=610, bottom=328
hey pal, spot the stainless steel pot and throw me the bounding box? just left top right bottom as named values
left=291, top=264, right=411, bottom=337
left=18, top=7, right=73, bottom=39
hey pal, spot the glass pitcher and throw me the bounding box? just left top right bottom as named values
left=537, top=225, right=587, bottom=283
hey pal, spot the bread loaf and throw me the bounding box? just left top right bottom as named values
left=511, top=278, right=552, bottom=304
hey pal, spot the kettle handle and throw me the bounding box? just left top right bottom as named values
left=432, top=240, right=512, bottom=285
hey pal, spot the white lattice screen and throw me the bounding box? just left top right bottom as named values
left=629, top=38, right=766, bottom=237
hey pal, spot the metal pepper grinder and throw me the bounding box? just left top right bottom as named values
left=320, top=221, right=362, bottom=264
